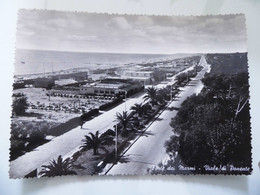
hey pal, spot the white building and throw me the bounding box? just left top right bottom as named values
left=123, top=71, right=154, bottom=84
left=55, top=79, right=77, bottom=86
left=79, top=82, right=126, bottom=96
left=79, top=79, right=144, bottom=96
left=88, top=74, right=107, bottom=81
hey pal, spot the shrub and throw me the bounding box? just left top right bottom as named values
left=99, top=98, right=123, bottom=111
left=80, top=109, right=99, bottom=122
left=12, top=96, right=29, bottom=116
left=39, top=155, right=76, bottom=177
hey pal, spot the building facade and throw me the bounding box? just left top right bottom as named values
left=79, top=83, right=122, bottom=96
left=123, top=71, right=154, bottom=85
left=34, top=78, right=55, bottom=88
left=79, top=78, right=144, bottom=96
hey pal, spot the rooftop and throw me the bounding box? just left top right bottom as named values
left=82, top=82, right=125, bottom=89
left=125, top=71, right=153, bottom=74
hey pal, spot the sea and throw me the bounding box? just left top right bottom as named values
left=14, top=49, right=193, bottom=77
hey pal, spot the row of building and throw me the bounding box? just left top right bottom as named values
left=40, top=78, right=144, bottom=98
left=15, top=57, right=199, bottom=97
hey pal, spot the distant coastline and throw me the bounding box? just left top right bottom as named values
left=14, top=49, right=196, bottom=76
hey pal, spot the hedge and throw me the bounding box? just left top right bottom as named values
left=99, top=98, right=123, bottom=111
left=80, top=108, right=99, bottom=122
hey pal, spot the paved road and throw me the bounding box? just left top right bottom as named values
left=9, top=56, right=204, bottom=178
left=106, top=56, right=210, bottom=175
left=9, top=90, right=146, bottom=178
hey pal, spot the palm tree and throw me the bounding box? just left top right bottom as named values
left=80, top=130, right=114, bottom=155
left=175, top=73, right=187, bottom=85
left=143, top=86, right=158, bottom=106
left=158, top=87, right=170, bottom=101
left=116, top=111, right=133, bottom=133
left=142, top=103, right=152, bottom=115
left=39, top=155, right=76, bottom=177
left=130, top=103, right=144, bottom=117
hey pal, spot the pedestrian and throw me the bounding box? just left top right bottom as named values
left=80, top=119, right=84, bottom=129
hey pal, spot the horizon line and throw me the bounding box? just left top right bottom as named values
left=15, top=48, right=247, bottom=55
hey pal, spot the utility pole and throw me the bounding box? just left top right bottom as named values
left=170, top=85, right=172, bottom=101
left=115, top=122, right=118, bottom=159
left=123, top=90, right=127, bottom=111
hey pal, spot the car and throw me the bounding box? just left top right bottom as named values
left=31, top=105, right=37, bottom=109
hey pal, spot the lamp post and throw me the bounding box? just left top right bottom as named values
left=170, top=85, right=173, bottom=101
left=115, top=122, right=118, bottom=159
left=113, top=119, right=118, bottom=160
left=122, top=90, right=127, bottom=111
left=125, top=91, right=127, bottom=111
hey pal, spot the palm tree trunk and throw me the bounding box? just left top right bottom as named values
left=48, top=90, right=51, bottom=101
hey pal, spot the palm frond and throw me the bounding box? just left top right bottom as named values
left=39, top=155, right=76, bottom=177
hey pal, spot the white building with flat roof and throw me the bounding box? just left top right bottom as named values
left=79, top=82, right=124, bottom=96
left=79, top=78, right=144, bottom=96
left=123, top=71, right=154, bottom=84
left=124, top=71, right=153, bottom=77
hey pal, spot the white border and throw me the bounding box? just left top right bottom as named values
left=0, top=0, right=260, bottom=195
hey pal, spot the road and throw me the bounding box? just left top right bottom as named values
left=106, top=56, right=210, bottom=175
left=9, top=55, right=205, bottom=178
left=9, top=89, right=146, bottom=178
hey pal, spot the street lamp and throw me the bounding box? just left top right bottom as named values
left=124, top=91, right=127, bottom=111
left=113, top=119, right=118, bottom=159
left=170, top=85, right=173, bottom=101
left=115, top=122, right=118, bottom=159
left=121, top=90, right=127, bottom=111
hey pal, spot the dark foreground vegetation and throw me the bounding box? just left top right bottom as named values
left=152, top=53, right=251, bottom=175
left=10, top=105, right=99, bottom=161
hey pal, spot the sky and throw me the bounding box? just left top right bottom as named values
left=16, top=10, right=247, bottom=54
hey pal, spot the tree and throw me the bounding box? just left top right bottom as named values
left=142, top=103, right=152, bottom=115
left=166, top=73, right=251, bottom=170
left=39, top=155, right=76, bottom=177
left=157, top=87, right=170, bottom=101
left=175, top=73, right=188, bottom=85
left=202, top=74, right=231, bottom=99
left=46, top=83, right=54, bottom=101
left=158, top=54, right=251, bottom=174
left=80, top=130, right=114, bottom=155
left=153, top=69, right=166, bottom=82
left=12, top=95, right=29, bottom=116
left=130, top=103, right=144, bottom=117
left=143, top=86, right=158, bottom=106
left=165, top=135, right=180, bottom=157
left=116, top=111, right=133, bottom=134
